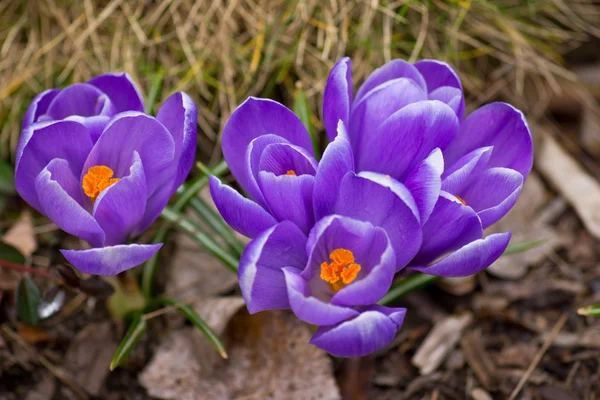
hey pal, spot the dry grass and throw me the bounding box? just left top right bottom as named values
left=0, top=0, right=599, bottom=163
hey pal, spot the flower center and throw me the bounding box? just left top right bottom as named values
left=285, top=170, right=297, bottom=176
left=455, top=195, right=467, bottom=206
left=320, top=248, right=361, bottom=292
left=82, top=165, right=120, bottom=203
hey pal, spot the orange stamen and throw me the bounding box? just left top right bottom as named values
left=286, top=170, right=297, bottom=176
left=320, top=248, right=362, bottom=292
left=455, top=195, right=467, bottom=206
left=82, top=165, right=120, bottom=203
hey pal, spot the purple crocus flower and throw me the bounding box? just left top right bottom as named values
left=16, top=73, right=197, bottom=275
left=323, top=58, right=533, bottom=276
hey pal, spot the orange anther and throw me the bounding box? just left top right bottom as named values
left=82, top=165, right=120, bottom=203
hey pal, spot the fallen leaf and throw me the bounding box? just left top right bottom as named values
left=412, top=313, right=473, bottom=375
left=24, top=372, right=56, bottom=400
left=63, top=322, right=118, bottom=396
left=2, top=211, right=37, bottom=257
left=17, top=323, right=55, bottom=344
left=140, top=297, right=341, bottom=400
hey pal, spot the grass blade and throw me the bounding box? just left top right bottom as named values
left=157, top=298, right=227, bottom=359
left=378, top=273, right=438, bottom=306
left=293, top=82, right=320, bottom=159
left=578, top=304, right=600, bottom=317
left=16, top=276, right=41, bottom=325
left=110, top=312, right=147, bottom=371
left=145, top=68, right=165, bottom=114
left=503, top=239, right=546, bottom=255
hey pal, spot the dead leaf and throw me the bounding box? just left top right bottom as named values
left=24, top=372, right=56, bottom=400
left=438, top=276, right=476, bottom=295
left=412, top=313, right=473, bottom=375
left=461, top=331, right=497, bottom=390
left=2, top=211, right=37, bottom=257
left=17, top=323, right=55, bottom=344
left=495, top=343, right=537, bottom=368
left=63, top=322, right=118, bottom=396
left=580, top=105, right=600, bottom=156
left=488, top=173, right=565, bottom=279
left=471, top=388, right=493, bottom=400
left=140, top=297, right=341, bottom=400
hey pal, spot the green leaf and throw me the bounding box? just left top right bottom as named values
left=0, top=160, right=15, bottom=195
left=0, top=242, right=26, bottom=264
left=16, top=276, right=41, bottom=325
left=145, top=68, right=165, bottom=114
left=503, top=239, right=546, bottom=255
left=378, top=273, right=439, bottom=306
left=110, top=312, right=147, bottom=371
left=157, top=298, right=227, bottom=359
left=293, top=83, right=320, bottom=159
left=578, top=304, right=600, bottom=317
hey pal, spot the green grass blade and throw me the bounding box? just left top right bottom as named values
left=378, top=273, right=438, bottom=306
left=503, top=239, right=546, bottom=255
left=110, top=312, right=147, bottom=371
left=578, top=304, right=600, bottom=317
left=145, top=68, right=165, bottom=114
left=157, top=298, right=228, bottom=359
left=293, top=83, right=320, bottom=159
left=16, top=276, right=41, bottom=325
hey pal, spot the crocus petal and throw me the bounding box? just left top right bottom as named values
left=93, top=152, right=147, bottom=245
left=429, top=86, right=463, bottom=119
left=239, top=221, right=308, bottom=313
left=35, top=159, right=105, bottom=247
left=414, top=59, right=465, bottom=120
left=404, top=148, right=444, bottom=224
left=245, top=134, right=291, bottom=205
left=323, top=57, right=353, bottom=142
left=258, top=143, right=317, bottom=176
left=310, top=308, right=405, bottom=357
left=258, top=172, right=315, bottom=234
left=88, top=72, right=145, bottom=113
left=331, top=227, right=396, bottom=307
left=355, top=59, right=427, bottom=103
left=45, top=83, right=115, bottom=120
left=442, top=147, right=492, bottom=194
left=283, top=267, right=359, bottom=326
left=16, top=120, right=93, bottom=211
left=410, top=232, right=511, bottom=277
left=61, top=243, right=162, bottom=276
left=335, top=173, right=422, bottom=270
left=222, top=97, right=313, bottom=197
left=83, top=112, right=175, bottom=197
left=156, top=92, right=198, bottom=190
left=443, top=102, right=533, bottom=177
left=349, top=78, right=427, bottom=153
left=460, top=167, right=523, bottom=229
left=313, top=122, right=354, bottom=221
left=23, top=89, right=59, bottom=128
left=64, top=115, right=110, bottom=143
left=209, top=175, right=277, bottom=238
left=358, top=100, right=459, bottom=180
left=413, top=192, right=482, bottom=265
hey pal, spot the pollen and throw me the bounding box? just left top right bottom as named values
left=285, top=170, right=297, bottom=176
left=455, top=195, right=467, bottom=206
left=82, top=165, right=120, bottom=203
left=320, top=248, right=362, bottom=292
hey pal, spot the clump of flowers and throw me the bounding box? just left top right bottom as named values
left=212, top=57, right=533, bottom=357
left=16, top=73, right=197, bottom=275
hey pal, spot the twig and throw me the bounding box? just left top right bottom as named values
left=508, top=313, right=569, bottom=400
left=0, top=259, right=65, bottom=285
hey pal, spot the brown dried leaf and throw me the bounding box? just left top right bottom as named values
left=140, top=297, right=340, bottom=400
left=2, top=211, right=37, bottom=257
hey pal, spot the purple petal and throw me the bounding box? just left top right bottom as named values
left=429, top=86, right=463, bottom=119
left=258, top=172, right=314, bottom=234
left=444, top=102, right=533, bottom=177
left=283, top=267, right=359, bottom=326
left=313, top=122, right=355, bottom=221
left=355, top=59, right=427, bottom=103
left=415, top=59, right=465, bottom=120
left=61, top=243, right=162, bottom=276
left=413, top=192, right=482, bottom=265
left=156, top=92, right=198, bottom=190
left=23, top=89, right=59, bottom=128
left=331, top=227, right=396, bottom=307
left=16, top=120, right=93, bottom=211
left=209, top=175, right=277, bottom=238
left=88, top=72, right=145, bottom=113
left=93, top=152, right=147, bottom=245
left=460, top=167, right=523, bottom=229
left=367, top=305, right=407, bottom=329
left=335, top=174, right=422, bottom=270
left=238, top=221, right=308, bottom=313
left=323, top=57, right=353, bottom=142
left=83, top=112, right=175, bottom=197
left=404, top=148, right=444, bottom=224
left=35, top=159, right=105, bottom=247
left=245, top=134, right=291, bottom=205
left=410, top=232, right=511, bottom=277
left=222, top=98, right=313, bottom=198
left=358, top=100, right=459, bottom=180
left=132, top=180, right=176, bottom=237
left=349, top=78, right=427, bottom=153
left=442, top=147, right=492, bottom=194
left=45, top=83, right=115, bottom=120
left=63, top=115, right=110, bottom=144
left=258, top=143, right=317, bottom=176
left=310, top=308, right=405, bottom=357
